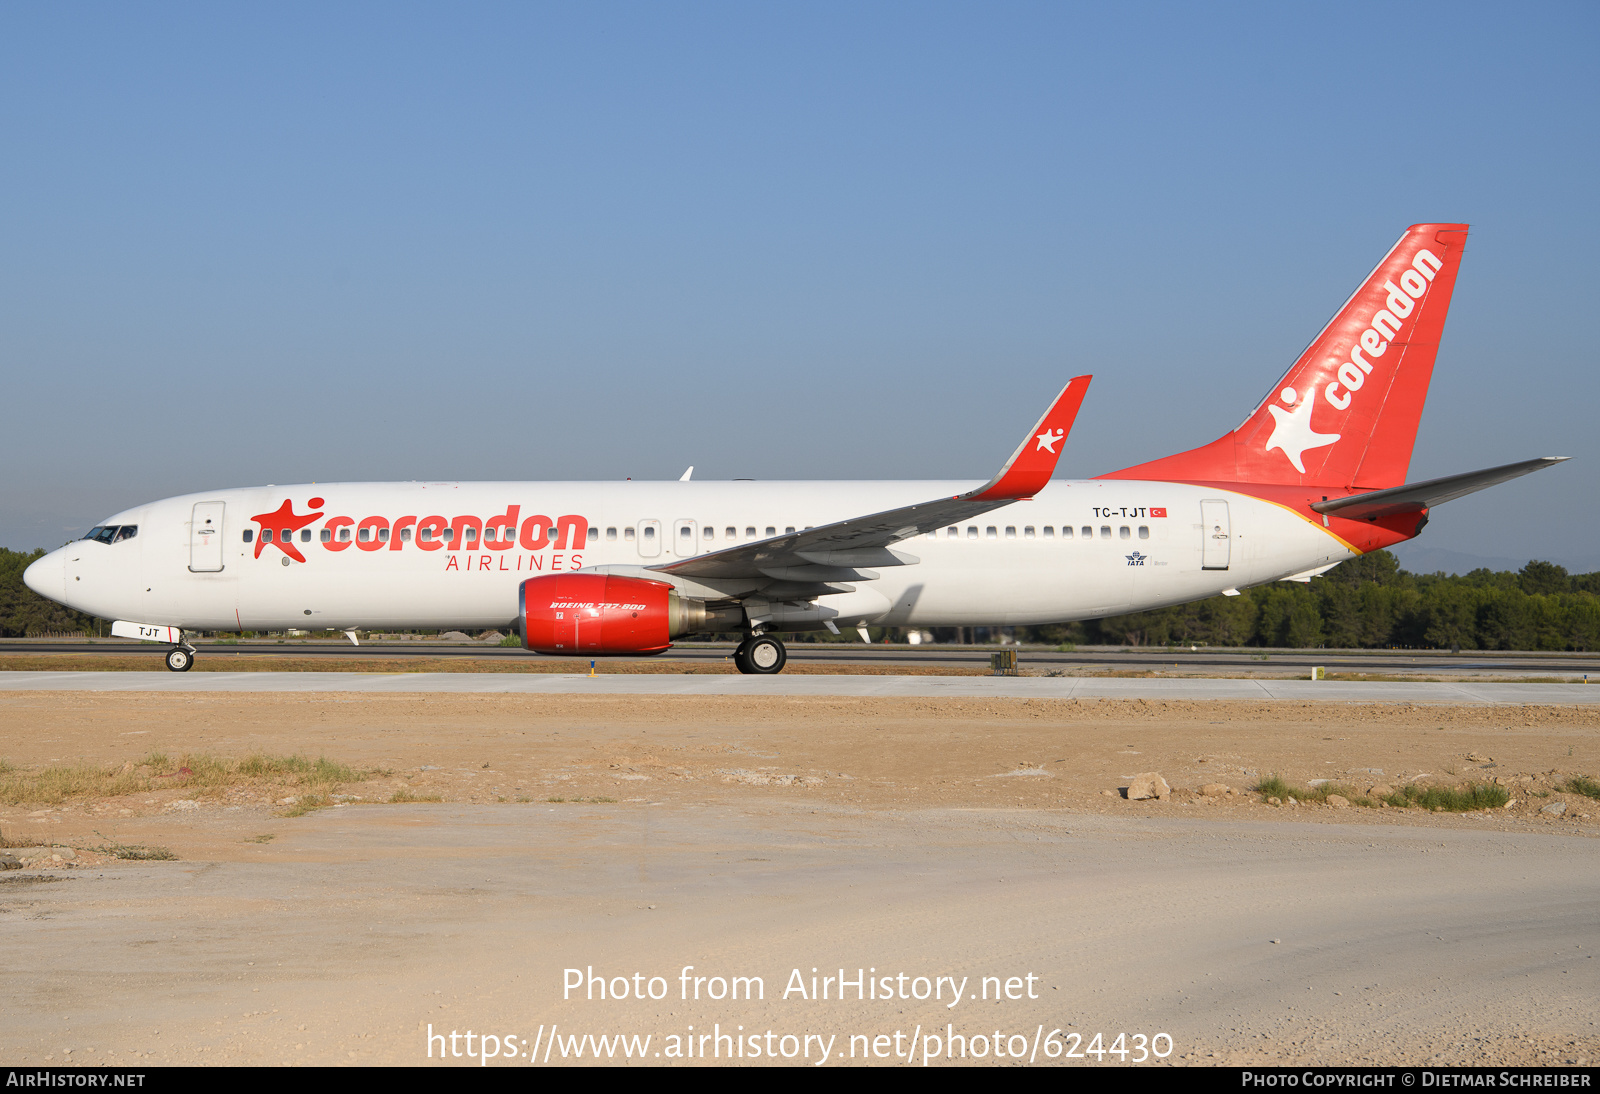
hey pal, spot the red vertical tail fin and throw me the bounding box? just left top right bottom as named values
left=1101, top=223, right=1469, bottom=489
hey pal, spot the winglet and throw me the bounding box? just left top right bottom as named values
left=968, top=376, right=1092, bottom=501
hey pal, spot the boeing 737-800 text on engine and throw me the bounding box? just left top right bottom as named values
left=23, top=224, right=1569, bottom=672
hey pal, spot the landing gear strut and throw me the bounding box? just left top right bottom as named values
left=733, top=634, right=787, bottom=675
left=164, top=646, right=194, bottom=672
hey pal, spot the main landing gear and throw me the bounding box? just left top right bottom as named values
left=733, top=634, right=787, bottom=675
left=165, top=644, right=195, bottom=672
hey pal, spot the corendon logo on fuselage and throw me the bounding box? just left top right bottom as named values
left=249, top=498, right=326, bottom=562
left=1262, top=247, right=1444, bottom=474
left=250, top=502, right=588, bottom=572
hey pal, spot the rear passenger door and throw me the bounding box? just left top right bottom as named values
left=1200, top=499, right=1230, bottom=570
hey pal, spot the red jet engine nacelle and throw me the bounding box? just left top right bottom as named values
left=519, top=573, right=673, bottom=655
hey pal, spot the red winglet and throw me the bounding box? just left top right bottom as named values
left=969, top=376, right=1092, bottom=501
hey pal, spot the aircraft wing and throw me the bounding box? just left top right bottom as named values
left=648, top=376, right=1091, bottom=596
left=1310, top=456, right=1570, bottom=521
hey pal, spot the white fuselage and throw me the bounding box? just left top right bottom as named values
left=27, top=479, right=1351, bottom=633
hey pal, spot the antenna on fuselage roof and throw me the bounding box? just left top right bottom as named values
left=679, top=466, right=693, bottom=481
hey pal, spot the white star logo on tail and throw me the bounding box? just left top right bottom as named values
left=1036, top=428, right=1065, bottom=453
left=1264, top=387, right=1340, bottom=474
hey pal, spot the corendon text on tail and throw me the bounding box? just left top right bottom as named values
left=24, top=224, right=1571, bottom=674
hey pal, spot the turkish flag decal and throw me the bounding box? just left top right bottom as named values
left=1150, top=507, right=1168, bottom=518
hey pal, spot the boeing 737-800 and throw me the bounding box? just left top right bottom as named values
left=23, top=223, right=1568, bottom=673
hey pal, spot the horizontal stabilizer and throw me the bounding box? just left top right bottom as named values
left=1310, top=457, right=1569, bottom=521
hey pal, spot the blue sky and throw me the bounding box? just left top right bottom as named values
left=3, top=2, right=1596, bottom=569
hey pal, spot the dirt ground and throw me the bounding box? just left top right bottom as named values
left=3, top=694, right=1598, bottom=852
left=2, top=692, right=1597, bottom=1067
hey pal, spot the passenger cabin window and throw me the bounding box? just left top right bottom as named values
left=321, top=528, right=332, bottom=543
left=418, top=528, right=431, bottom=543
left=1005, top=526, right=1016, bottom=538
left=704, top=527, right=715, bottom=541
left=765, top=526, right=776, bottom=536
left=442, top=528, right=453, bottom=543
left=1081, top=526, right=1092, bottom=539
left=625, top=527, right=635, bottom=541
left=359, top=527, right=371, bottom=542
left=280, top=527, right=291, bottom=542
left=785, top=526, right=795, bottom=534
left=606, top=527, right=617, bottom=541
left=1119, top=526, right=1130, bottom=539
left=725, top=526, right=736, bottom=539
left=588, top=527, right=598, bottom=543
left=301, top=529, right=312, bottom=542
left=966, top=526, right=978, bottom=539
left=243, top=529, right=254, bottom=543
left=378, top=528, right=389, bottom=543
left=946, top=527, right=958, bottom=538
left=1042, top=526, right=1054, bottom=538
left=985, top=526, right=997, bottom=539
left=261, top=529, right=274, bottom=543
left=643, top=527, right=655, bottom=540
left=1024, top=526, right=1035, bottom=539
left=1138, top=526, right=1149, bottom=539
left=340, top=527, right=353, bottom=542
left=400, top=528, right=412, bottom=542
left=1099, top=526, right=1111, bottom=539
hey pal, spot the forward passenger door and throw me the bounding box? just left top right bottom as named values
left=189, top=501, right=226, bottom=572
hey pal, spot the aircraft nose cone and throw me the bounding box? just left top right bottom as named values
left=23, top=549, right=66, bottom=601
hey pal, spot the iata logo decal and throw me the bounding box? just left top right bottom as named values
left=1125, top=551, right=1147, bottom=567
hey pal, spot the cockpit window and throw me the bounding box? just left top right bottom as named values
left=84, top=525, right=135, bottom=544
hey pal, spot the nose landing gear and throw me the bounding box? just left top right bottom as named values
left=164, top=643, right=196, bottom=672
left=733, top=634, right=787, bottom=675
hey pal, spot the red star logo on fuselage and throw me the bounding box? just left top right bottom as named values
left=250, top=497, right=325, bottom=562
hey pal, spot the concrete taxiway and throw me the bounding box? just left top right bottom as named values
left=6, top=638, right=1599, bottom=679
left=1, top=669, right=1597, bottom=703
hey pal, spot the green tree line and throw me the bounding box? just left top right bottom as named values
left=4, top=544, right=1598, bottom=650
left=0, top=548, right=98, bottom=637
left=1021, top=553, right=1600, bottom=651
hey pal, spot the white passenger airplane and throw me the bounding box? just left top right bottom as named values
left=24, top=223, right=1567, bottom=673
